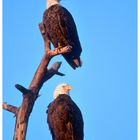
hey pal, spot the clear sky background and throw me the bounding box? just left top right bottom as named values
left=3, top=0, right=137, bottom=140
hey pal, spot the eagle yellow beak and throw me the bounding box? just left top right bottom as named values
left=65, top=85, right=72, bottom=91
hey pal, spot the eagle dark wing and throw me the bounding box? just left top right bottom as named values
left=47, top=94, right=84, bottom=140
left=43, top=5, right=82, bottom=69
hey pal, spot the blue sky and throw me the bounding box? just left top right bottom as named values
left=3, top=0, right=137, bottom=140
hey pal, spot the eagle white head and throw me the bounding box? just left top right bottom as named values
left=53, top=83, right=72, bottom=99
left=47, top=0, right=61, bottom=8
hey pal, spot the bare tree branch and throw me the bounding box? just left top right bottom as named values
left=12, top=23, right=71, bottom=140
left=3, top=102, right=18, bottom=115
left=3, top=21, right=72, bottom=140
left=15, top=84, right=32, bottom=95
left=45, top=62, right=65, bottom=80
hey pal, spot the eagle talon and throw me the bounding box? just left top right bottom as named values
left=58, top=43, right=62, bottom=49
left=62, top=45, right=72, bottom=53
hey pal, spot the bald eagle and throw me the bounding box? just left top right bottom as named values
left=43, top=0, right=82, bottom=69
left=47, top=83, right=84, bottom=140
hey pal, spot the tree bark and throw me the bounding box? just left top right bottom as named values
left=3, top=23, right=72, bottom=140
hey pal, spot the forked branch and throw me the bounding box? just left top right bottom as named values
left=3, top=22, right=71, bottom=140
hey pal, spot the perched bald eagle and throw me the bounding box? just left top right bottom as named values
left=43, top=0, right=82, bottom=69
left=47, top=83, right=84, bottom=140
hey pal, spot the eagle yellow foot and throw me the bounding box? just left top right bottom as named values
left=55, top=43, right=72, bottom=54
left=48, top=45, right=72, bottom=57
left=59, top=45, right=72, bottom=53
left=58, top=43, right=62, bottom=49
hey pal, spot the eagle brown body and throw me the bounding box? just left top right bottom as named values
left=47, top=94, right=84, bottom=140
left=43, top=4, right=82, bottom=69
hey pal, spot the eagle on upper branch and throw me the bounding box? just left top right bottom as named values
left=43, top=0, right=82, bottom=69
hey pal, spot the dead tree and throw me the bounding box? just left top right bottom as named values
left=3, top=23, right=72, bottom=140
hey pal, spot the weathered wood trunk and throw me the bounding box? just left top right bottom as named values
left=3, top=23, right=71, bottom=140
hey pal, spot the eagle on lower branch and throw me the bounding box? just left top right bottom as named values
left=43, top=0, right=82, bottom=69
left=47, top=83, right=84, bottom=140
